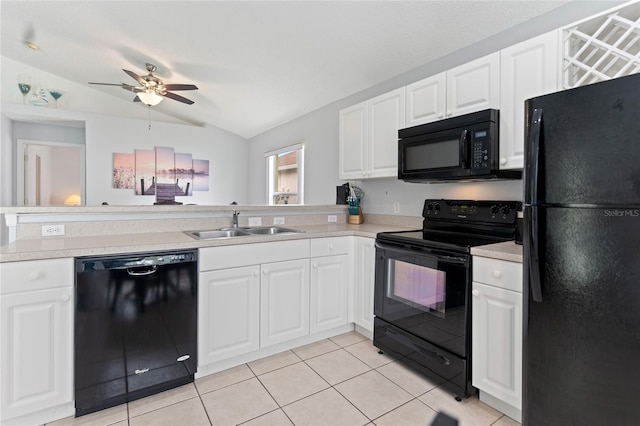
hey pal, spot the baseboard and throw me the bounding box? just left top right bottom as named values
left=479, top=390, right=522, bottom=423
left=1, top=401, right=75, bottom=426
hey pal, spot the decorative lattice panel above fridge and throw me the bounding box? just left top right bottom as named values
left=563, top=1, right=640, bottom=89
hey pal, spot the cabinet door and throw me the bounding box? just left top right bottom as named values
left=405, top=72, right=447, bottom=126
left=198, top=266, right=260, bottom=365
left=1, top=287, right=73, bottom=421
left=310, top=254, right=349, bottom=334
left=355, top=237, right=376, bottom=333
left=260, top=259, right=310, bottom=347
left=500, top=30, right=559, bottom=170
left=472, top=282, right=522, bottom=409
left=339, top=101, right=368, bottom=180
left=447, top=52, right=500, bottom=118
left=368, top=88, right=405, bottom=178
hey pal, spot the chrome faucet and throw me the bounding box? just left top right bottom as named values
left=232, top=210, right=240, bottom=228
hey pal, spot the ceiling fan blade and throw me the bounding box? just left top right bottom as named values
left=123, top=69, right=146, bottom=86
left=163, top=84, right=198, bottom=91
left=162, top=91, right=195, bottom=105
left=89, top=82, right=124, bottom=86
left=121, top=84, right=143, bottom=93
left=133, top=96, right=141, bottom=102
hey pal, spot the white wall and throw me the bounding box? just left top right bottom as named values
left=247, top=1, right=623, bottom=216
left=84, top=115, right=249, bottom=206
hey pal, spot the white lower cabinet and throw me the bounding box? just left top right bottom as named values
left=354, top=237, right=376, bottom=335
left=260, top=258, right=310, bottom=347
left=198, top=266, right=260, bottom=365
left=310, top=237, right=351, bottom=334
left=199, top=240, right=312, bottom=366
left=472, top=256, right=523, bottom=422
left=0, top=258, right=74, bottom=424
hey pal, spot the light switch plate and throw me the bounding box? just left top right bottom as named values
left=328, top=215, right=337, bottom=223
left=273, top=217, right=285, bottom=225
left=248, top=217, right=262, bottom=226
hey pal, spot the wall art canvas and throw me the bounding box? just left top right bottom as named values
left=135, top=149, right=155, bottom=195
left=175, top=153, right=193, bottom=196
left=112, top=153, right=134, bottom=189
left=154, top=146, right=176, bottom=203
left=192, top=159, right=210, bottom=191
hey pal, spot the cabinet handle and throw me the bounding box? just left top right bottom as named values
left=447, top=111, right=452, bottom=117
left=263, top=269, right=268, bottom=275
left=59, top=294, right=71, bottom=302
left=500, top=158, right=507, bottom=165
left=492, top=270, right=502, bottom=278
left=253, top=271, right=259, bottom=276
left=472, top=289, right=480, bottom=297
left=27, top=271, right=39, bottom=281
left=313, top=263, right=318, bottom=268
left=328, top=244, right=334, bottom=250
left=438, top=113, right=444, bottom=119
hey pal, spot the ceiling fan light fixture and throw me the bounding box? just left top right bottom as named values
left=137, top=89, right=163, bottom=106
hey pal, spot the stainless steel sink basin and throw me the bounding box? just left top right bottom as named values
left=185, top=229, right=252, bottom=239
left=185, top=226, right=303, bottom=240
left=245, top=226, right=302, bottom=235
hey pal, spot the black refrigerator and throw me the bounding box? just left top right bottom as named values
left=523, top=73, right=640, bottom=425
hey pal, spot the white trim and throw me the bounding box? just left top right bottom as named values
left=264, top=142, right=304, bottom=158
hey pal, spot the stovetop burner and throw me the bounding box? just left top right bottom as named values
left=377, top=199, right=521, bottom=252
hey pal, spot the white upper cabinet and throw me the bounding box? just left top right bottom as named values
left=446, top=52, right=501, bottom=118
left=339, top=102, right=368, bottom=179
left=500, top=31, right=559, bottom=170
left=406, top=53, right=499, bottom=127
left=339, top=88, right=405, bottom=179
left=405, top=72, right=447, bottom=127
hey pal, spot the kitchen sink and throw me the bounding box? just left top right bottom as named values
left=185, top=229, right=252, bottom=239
left=185, top=226, right=303, bottom=240
left=244, top=226, right=302, bottom=235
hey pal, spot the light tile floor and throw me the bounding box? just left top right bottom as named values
left=49, top=331, right=521, bottom=426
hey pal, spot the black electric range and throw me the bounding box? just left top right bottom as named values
left=373, top=199, right=520, bottom=399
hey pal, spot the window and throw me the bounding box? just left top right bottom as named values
left=266, top=143, right=304, bottom=205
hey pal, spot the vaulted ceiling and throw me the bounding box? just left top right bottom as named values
left=2, top=1, right=579, bottom=138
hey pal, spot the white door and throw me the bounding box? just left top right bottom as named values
left=1, top=287, right=74, bottom=421
left=310, top=255, right=349, bottom=333
left=405, top=72, right=447, bottom=126
left=446, top=52, right=500, bottom=118
left=198, top=266, right=260, bottom=365
left=355, top=237, right=376, bottom=333
left=368, top=88, right=405, bottom=178
left=499, top=30, right=559, bottom=170
left=338, top=102, right=368, bottom=180
left=260, top=259, right=310, bottom=347
left=472, top=282, right=523, bottom=409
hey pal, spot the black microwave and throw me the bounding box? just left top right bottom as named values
left=398, top=109, right=521, bottom=182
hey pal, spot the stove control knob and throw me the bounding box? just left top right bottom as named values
left=426, top=203, right=433, bottom=211
left=434, top=203, right=441, bottom=211
left=501, top=205, right=511, bottom=215
left=490, top=205, right=500, bottom=215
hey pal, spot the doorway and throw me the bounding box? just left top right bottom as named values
left=17, top=139, right=85, bottom=206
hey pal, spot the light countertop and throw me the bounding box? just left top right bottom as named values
left=471, top=241, right=523, bottom=263
left=0, top=223, right=407, bottom=263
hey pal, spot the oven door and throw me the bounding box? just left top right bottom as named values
left=374, top=241, right=470, bottom=357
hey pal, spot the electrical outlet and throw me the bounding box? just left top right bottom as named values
left=248, top=217, right=262, bottom=227
left=42, top=224, right=65, bottom=236
left=273, top=217, right=285, bottom=225
left=394, top=201, right=400, bottom=214
left=328, top=215, right=337, bottom=223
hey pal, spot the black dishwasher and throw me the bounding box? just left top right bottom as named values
left=74, top=249, right=197, bottom=416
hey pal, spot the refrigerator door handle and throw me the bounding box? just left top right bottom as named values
left=528, top=207, right=543, bottom=302
left=526, top=108, right=543, bottom=205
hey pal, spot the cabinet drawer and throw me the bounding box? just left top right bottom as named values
left=473, top=256, right=522, bottom=292
left=200, top=239, right=310, bottom=271
left=310, top=237, right=350, bottom=257
left=0, top=258, right=74, bottom=295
